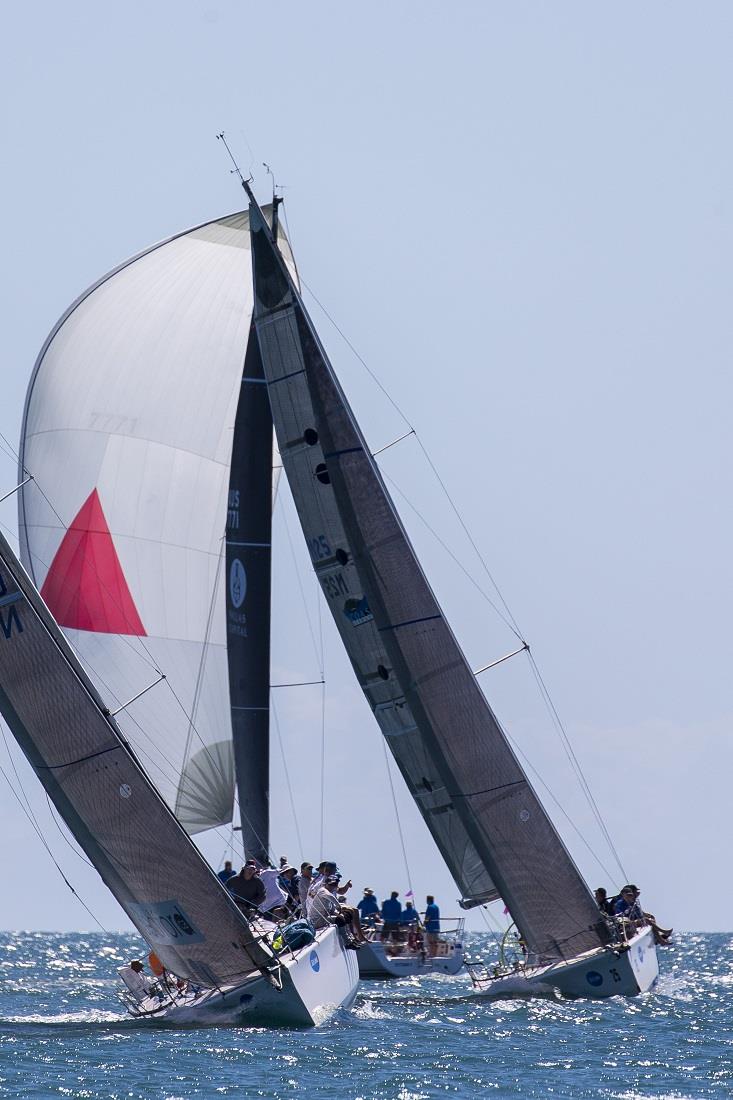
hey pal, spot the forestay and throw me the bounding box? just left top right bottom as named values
left=0, top=532, right=271, bottom=986
left=247, top=199, right=608, bottom=961
left=18, top=210, right=289, bottom=834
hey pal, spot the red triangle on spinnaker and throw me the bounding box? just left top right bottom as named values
left=41, top=489, right=146, bottom=636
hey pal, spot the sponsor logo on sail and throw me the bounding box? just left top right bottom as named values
left=119, top=784, right=132, bottom=799
left=230, top=559, right=247, bottom=609
left=128, top=900, right=205, bottom=945
left=342, top=596, right=373, bottom=627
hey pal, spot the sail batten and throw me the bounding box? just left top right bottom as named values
left=247, top=200, right=608, bottom=960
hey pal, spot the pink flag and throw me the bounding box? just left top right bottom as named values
left=503, top=906, right=510, bottom=915
left=405, top=890, right=414, bottom=898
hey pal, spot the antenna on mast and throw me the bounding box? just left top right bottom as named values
left=262, top=162, right=283, bottom=241
left=216, top=132, right=256, bottom=204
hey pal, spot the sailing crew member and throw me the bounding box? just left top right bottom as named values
left=357, top=888, right=380, bottom=929
left=401, top=901, right=419, bottom=928
left=424, top=895, right=441, bottom=955
left=298, top=862, right=314, bottom=913
left=613, top=885, right=643, bottom=922
left=118, top=959, right=158, bottom=1002
left=594, top=887, right=614, bottom=916
left=628, top=885, right=673, bottom=945
left=380, top=891, right=402, bottom=942
left=307, top=875, right=345, bottom=930
left=226, top=863, right=266, bottom=913
left=259, top=865, right=289, bottom=917
left=217, top=860, right=236, bottom=884
left=278, top=865, right=300, bottom=910
left=307, top=875, right=366, bottom=944
left=401, top=900, right=420, bottom=950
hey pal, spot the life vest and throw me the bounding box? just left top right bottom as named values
left=148, top=952, right=165, bottom=977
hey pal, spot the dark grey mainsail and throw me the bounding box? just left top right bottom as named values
left=247, top=198, right=608, bottom=961
left=0, top=531, right=272, bottom=986
left=226, top=323, right=272, bottom=865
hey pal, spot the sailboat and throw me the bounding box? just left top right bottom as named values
left=3, top=207, right=359, bottom=1025
left=238, top=181, right=659, bottom=999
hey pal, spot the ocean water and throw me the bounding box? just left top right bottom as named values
left=0, top=932, right=730, bottom=1099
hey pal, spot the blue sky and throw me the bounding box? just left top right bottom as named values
left=1, top=1, right=731, bottom=934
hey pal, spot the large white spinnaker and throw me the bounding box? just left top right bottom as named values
left=18, top=210, right=290, bottom=834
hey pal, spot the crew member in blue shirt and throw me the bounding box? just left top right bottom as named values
left=217, top=860, right=236, bottom=884
left=357, top=888, right=380, bottom=929
left=424, top=895, right=440, bottom=955
left=614, top=886, right=643, bottom=922
left=401, top=900, right=418, bottom=927
left=380, top=891, right=402, bottom=941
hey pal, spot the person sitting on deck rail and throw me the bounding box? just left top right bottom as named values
left=628, top=885, right=673, bottom=946
left=226, top=862, right=266, bottom=914
left=595, top=887, right=614, bottom=916
left=613, top=885, right=644, bottom=926
left=330, top=875, right=366, bottom=943
left=307, top=875, right=366, bottom=946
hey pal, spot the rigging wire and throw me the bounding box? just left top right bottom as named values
left=274, top=485, right=328, bottom=855
left=0, top=721, right=109, bottom=932
left=296, top=285, right=624, bottom=884
left=525, top=652, right=627, bottom=881
left=380, top=470, right=626, bottom=879
left=382, top=470, right=523, bottom=640
left=379, top=736, right=414, bottom=900
left=270, top=694, right=305, bottom=859
left=318, top=599, right=326, bottom=857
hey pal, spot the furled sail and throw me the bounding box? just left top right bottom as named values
left=18, top=210, right=291, bottom=834
left=247, top=198, right=608, bottom=961
left=0, top=532, right=271, bottom=985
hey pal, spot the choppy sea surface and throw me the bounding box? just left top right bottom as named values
left=0, top=931, right=730, bottom=1099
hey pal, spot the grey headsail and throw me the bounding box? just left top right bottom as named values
left=0, top=531, right=272, bottom=986
left=247, top=198, right=608, bottom=961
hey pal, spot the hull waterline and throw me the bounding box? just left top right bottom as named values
left=126, top=926, right=359, bottom=1027
left=358, top=938, right=464, bottom=979
left=470, top=926, right=658, bottom=1000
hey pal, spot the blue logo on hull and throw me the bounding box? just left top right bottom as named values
left=309, top=950, right=320, bottom=972
left=586, top=970, right=604, bottom=987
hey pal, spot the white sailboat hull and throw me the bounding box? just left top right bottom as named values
left=358, top=938, right=465, bottom=979
left=471, top=926, right=658, bottom=1000
left=128, top=926, right=359, bottom=1027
